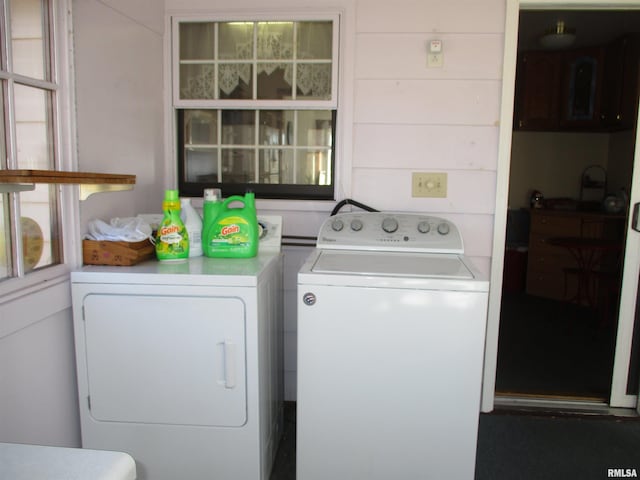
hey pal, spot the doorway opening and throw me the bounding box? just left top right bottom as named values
left=495, top=9, right=640, bottom=402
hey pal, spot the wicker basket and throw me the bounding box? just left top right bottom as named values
left=82, top=239, right=155, bottom=266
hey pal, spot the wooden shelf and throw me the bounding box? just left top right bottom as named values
left=0, top=169, right=136, bottom=200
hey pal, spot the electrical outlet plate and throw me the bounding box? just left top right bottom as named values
left=412, top=172, right=447, bottom=198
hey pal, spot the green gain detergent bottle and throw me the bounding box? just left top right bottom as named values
left=203, top=192, right=259, bottom=258
left=155, top=189, right=189, bottom=261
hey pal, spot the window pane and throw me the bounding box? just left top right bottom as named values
left=0, top=90, right=6, bottom=167
left=180, top=22, right=215, bottom=60
left=222, top=110, right=255, bottom=145
left=257, top=64, right=291, bottom=100
left=297, top=21, right=332, bottom=60
left=219, top=64, right=252, bottom=99
left=259, top=148, right=293, bottom=184
left=259, top=110, right=292, bottom=145
left=256, top=22, right=293, bottom=99
left=14, top=84, right=54, bottom=169
left=219, top=23, right=253, bottom=99
left=185, top=110, right=217, bottom=145
left=19, top=185, right=60, bottom=271
left=178, top=108, right=334, bottom=196
left=219, top=22, right=253, bottom=60
left=221, top=149, right=255, bottom=183
left=296, top=63, right=331, bottom=100
left=296, top=150, right=331, bottom=185
left=11, top=0, right=49, bottom=80
left=257, top=22, right=293, bottom=60
left=180, top=64, right=215, bottom=100
left=14, top=84, right=59, bottom=270
left=184, top=148, right=218, bottom=183
left=297, top=110, right=332, bottom=146
left=0, top=195, right=10, bottom=280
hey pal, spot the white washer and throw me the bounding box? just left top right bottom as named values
left=71, top=217, right=283, bottom=480
left=297, top=212, right=489, bottom=480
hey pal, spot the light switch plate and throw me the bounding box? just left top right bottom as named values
left=427, top=52, right=444, bottom=68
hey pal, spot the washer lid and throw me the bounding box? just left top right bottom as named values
left=311, top=250, right=474, bottom=279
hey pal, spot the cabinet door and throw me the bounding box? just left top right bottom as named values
left=602, top=34, right=640, bottom=130
left=81, top=293, right=247, bottom=427
left=514, top=51, right=561, bottom=130
left=560, top=48, right=604, bottom=128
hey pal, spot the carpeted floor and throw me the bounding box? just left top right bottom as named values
left=270, top=403, right=640, bottom=480
left=476, top=410, right=640, bottom=480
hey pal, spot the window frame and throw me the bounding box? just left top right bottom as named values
left=0, top=0, right=78, bottom=298
left=170, top=13, right=341, bottom=202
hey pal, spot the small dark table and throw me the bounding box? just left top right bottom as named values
left=547, top=236, right=622, bottom=310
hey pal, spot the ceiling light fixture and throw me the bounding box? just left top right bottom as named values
left=539, top=20, right=576, bottom=49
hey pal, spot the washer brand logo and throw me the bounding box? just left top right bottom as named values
left=321, top=237, right=336, bottom=242
left=609, top=469, right=638, bottom=478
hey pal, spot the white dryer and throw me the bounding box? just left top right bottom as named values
left=297, top=212, right=489, bottom=480
left=72, top=217, right=283, bottom=480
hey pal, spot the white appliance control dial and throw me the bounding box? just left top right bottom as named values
left=381, top=217, right=399, bottom=233
left=417, top=221, right=431, bottom=233
left=316, top=212, right=463, bottom=254
left=437, top=222, right=450, bottom=235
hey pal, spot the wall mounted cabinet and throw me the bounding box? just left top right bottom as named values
left=515, top=47, right=605, bottom=131
left=601, top=34, right=640, bottom=131
left=515, top=34, right=640, bottom=132
left=514, top=51, right=562, bottom=130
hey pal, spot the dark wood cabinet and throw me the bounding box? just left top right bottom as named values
left=515, top=48, right=605, bottom=131
left=526, top=209, right=625, bottom=302
left=515, top=38, right=640, bottom=132
left=601, top=34, right=640, bottom=130
left=514, top=51, right=561, bottom=130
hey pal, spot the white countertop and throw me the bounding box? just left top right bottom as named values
left=0, top=443, right=136, bottom=480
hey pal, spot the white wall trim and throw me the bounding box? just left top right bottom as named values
left=484, top=0, right=640, bottom=413
left=482, top=0, right=520, bottom=413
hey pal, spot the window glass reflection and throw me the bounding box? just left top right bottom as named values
left=180, top=22, right=215, bottom=60
left=221, top=148, right=255, bottom=183
left=0, top=195, right=10, bottom=279
left=19, top=185, right=59, bottom=271
left=11, top=0, right=49, bottom=80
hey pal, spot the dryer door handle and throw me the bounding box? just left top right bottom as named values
left=222, top=340, right=236, bottom=389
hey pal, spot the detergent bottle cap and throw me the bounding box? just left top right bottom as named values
left=164, top=189, right=179, bottom=201
left=204, top=188, right=222, bottom=202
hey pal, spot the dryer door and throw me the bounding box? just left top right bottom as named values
left=81, top=292, right=247, bottom=427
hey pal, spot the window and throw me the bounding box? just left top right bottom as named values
left=173, top=17, right=338, bottom=200
left=1, top=0, right=64, bottom=281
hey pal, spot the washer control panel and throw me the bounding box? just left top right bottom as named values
left=316, top=212, right=463, bottom=253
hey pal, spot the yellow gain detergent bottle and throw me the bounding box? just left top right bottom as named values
left=203, top=192, right=259, bottom=258
left=155, top=189, right=189, bottom=261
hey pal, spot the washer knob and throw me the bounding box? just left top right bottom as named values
left=437, top=222, right=450, bottom=235
left=331, top=219, right=344, bottom=231
left=417, top=221, right=431, bottom=234
left=381, top=217, right=399, bottom=233
left=351, top=219, right=363, bottom=231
